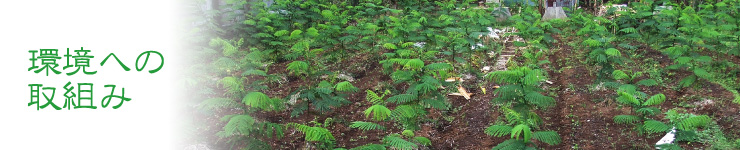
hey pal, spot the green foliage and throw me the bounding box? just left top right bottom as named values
left=335, top=81, right=359, bottom=92
left=413, top=136, right=431, bottom=146
left=243, top=92, right=283, bottom=111
left=486, top=108, right=560, bottom=148
left=219, top=76, right=244, bottom=98
left=423, top=63, right=453, bottom=71
left=490, top=139, right=529, bottom=150
left=381, top=132, right=430, bottom=150
left=612, top=70, right=658, bottom=86
left=291, top=81, right=354, bottom=117
left=286, top=60, right=309, bottom=77
left=663, top=109, right=713, bottom=143
left=364, top=104, right=392, bottom=121
left=613, top=86, right=672, bottom=134
left=485, top=125, right=513, bottom=137
left=511, top=124, right=532, bottom=141
left=350, top=144, right=387, bottom=150
left=260, top=122, right=284, bottom=139
left=366, top=90, right=390, bottom=105
left=349, top=121, right=386, bottom=131
left=532, top=131, right=562, bottom=145
left=217, top=115, right=255, bottom=138
left=193, top=0, right=740, bottom=148
left=288, top=123, right=336, bottom=149
left=362, top=90, right=394, bottom=122
left=487, top=67, right=555, bottom=112
left=383, top=43, right=397, bottom=50
left=403, top=59, right=425, bottom=71
left=643, top=94, right=666, bottom=106
left=656, top=144, right=684, bottom=150
left=382, top=134, right=417, bottom=150
left=389, top=104, right=425, bottom=130
left=209, top=37, right=243, bottom=57
left=386, top=94, right=417, bottom=104
left=197, top=97, right=241, bottom=113
left=401, top=130, right=415, bottom=137
left=677, top=115, right=711, bottom=131
left=643, top=120, right=670, bottom=134
left=613, top=115, right=641, bottom=124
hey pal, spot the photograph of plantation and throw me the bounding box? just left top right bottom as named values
left=181, top=0, right=740, bottom=149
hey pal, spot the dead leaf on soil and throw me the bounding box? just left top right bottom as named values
left=449, top=86, right=473, bottom=100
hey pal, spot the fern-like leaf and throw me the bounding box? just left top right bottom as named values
left=643, top=94, right=666, bottom=106
left=533, top=131, right=562, bottom=145
left=522, top=69, right=544, bottom=86
left=604, top=48, right=621, bottom=56
left=617, top=84, right=637, bottom=94
left=365, top=105, right=392, bottom=121
left=612, top=70, right=630, bottom=80
left=643, top=120, right=670, bottom=134
left=286, top=61, right=309, bottom=77
left=349, top=121, right=386, bottom=131
left=524, top=92, right=555, bottom=108
left=260, top=122, right=284, bottom=139
left=421, top=98, right=448, bottom=110
left=582, top=39, right=602, bottom=47
left=413, top=137, right=431, bottom=146
left=306, top=27, right=319, bottom=37
left=217, top=115, right=255, bottom=138
left=613, top=115, right=640, bottom=124
left=423, top=63, right=452, bottom=71
left=390, top=70, right=414, bottom=82
left=366, top=90, right=389, bottom=105
left=383, top=43, right=397, bottom=49
left=636, top=107, right=661, bottom=116
left=502, top=107, right=524, bottom=124
left=382, top=134, right=417, bottom=150
left=213, top=57, right=240, bottom=72
left=197, top=98, right=240, bottom=112
left=693, top=68, right=711, bottom=79
left=243, top=92, right=282, bottom=111
left=620, top=27, right=637, bottom=33
left=677, top=115, right=711, bottom=130
left=404, top=59, right=425, bottom=70
left=679, top=75, right=697, bottom=88
left=219, top=76, right=243, bottom=97
left=491, top=139, right=526, bottom=150
left=274, top=30, right=289, bottom=37
left=675, top=130, right=699, bottom=142
left=485, top=125, right=513, bottom=137
left=287, top=123, right=335, bottom=142
left=350, top=144, right=387, bottom=150
left=242, top=69, right=267, bottom=76
left=387, top=94, right=417, bottom=104
left=487, top=68, right=527, bottom=84
left=511, top=124, right=532, bottom=142
left=289, top=29, right=303, bottom=39
left=390, top=105, right=417, bottom=121
left=616, top=91, right=640, bottom=106
left=335, top=81, right=359, bottom=92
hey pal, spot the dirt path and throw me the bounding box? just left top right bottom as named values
left=542, top=35, right=660, bottom=149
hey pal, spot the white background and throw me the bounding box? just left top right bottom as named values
left=0, top=0, right=181, bottom=149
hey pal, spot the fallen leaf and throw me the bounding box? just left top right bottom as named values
left=445, top=77, right=463, bottom=82
left=448, top=86, right=473, bottom=100
left=480, top=86, right=486, bottom=95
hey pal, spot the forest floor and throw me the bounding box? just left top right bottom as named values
left=190, top=31, right=740, bottom=150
